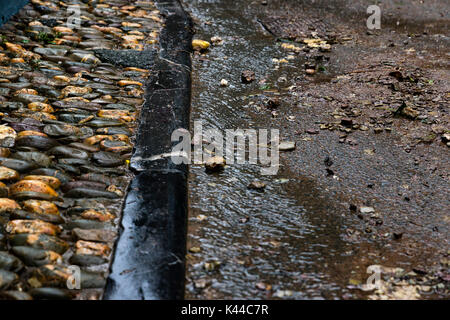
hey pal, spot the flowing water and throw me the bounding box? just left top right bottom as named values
left=184, top=0, right=372, bottom=299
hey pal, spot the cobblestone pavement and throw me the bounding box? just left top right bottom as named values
left=0, top=0, right=162, bottom=300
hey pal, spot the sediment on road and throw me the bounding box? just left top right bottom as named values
left=183, top=0, right=448, bottom=300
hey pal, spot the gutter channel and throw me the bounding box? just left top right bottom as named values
left=103, top=0, right=193, bottom=300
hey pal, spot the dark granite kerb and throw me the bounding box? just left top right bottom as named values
left=103, top=0, right=193, bottom=300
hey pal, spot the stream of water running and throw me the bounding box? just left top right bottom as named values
left=184, top=0, right=364, bottom=299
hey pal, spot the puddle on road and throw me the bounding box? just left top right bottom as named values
left=184, top=0, right=372, bottom=299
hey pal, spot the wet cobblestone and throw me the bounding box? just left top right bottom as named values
left=0, top=0, right=162, bottom=300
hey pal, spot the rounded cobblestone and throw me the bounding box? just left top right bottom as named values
left=0, top=0, right=162, bottom=300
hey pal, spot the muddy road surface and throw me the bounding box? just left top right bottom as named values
left=184, top=0, right=449, bottom=300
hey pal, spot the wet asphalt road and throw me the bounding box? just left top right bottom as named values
left=184, top=0, right=449, bottom=300
left=185, top=0, right=364, bottom=299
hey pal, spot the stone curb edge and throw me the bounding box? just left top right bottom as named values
left=103, top=0, right=193, bottom=300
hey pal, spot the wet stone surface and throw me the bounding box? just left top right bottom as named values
left=0, top=0, right=163, bottom=300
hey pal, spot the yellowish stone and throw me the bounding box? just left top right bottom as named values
left=84, top=135, right=113, bottom=145
left=75, top=240, right=111, bottom=257
left=192, top=39, right=210, bottom=50
left=124, top=67, right=149, bottom=73
left=22, top=200, right=59, bottom=216
left=53, top=26, right=73, bottom=34
left=26, top=112, right=57, bottom=121
left=205, top=156, right=226, bottom=171
left=17, top=130, right=48, bottom=138
left=0, top=198, right=20, bottom=213
left=117, top=80, right=143, bottom=87
left=29, top=21, right=43, bottom=26
left=0, top=166, right=19, bottom=181
left=6, top=219, right=61, bottom=236
left=122, top=22, right=142, bottom=28
left=53, top=75, right=71, bottom=82
left=0, top=148, right=10, bottom=157
left=14, top=88, right=38, bottom=96
left=62, top=97, right=90, bottom=103
left=113, top=134, right=130, bottom=143
left=10, top=180, right=59, bottom=201
left=4, top=42, right=39, bottom=60
left=5, top=42, right=26, bottom=55
left=22, top=175, right=61, bottom=190
left=80, top=209, right=115, bottom=222
left=0, top=53, right=9, bottom=64
left=61, top=86, right=92, bottom=97
left=0, top=125, right=17, bottom=147
left=28, top=102, right=54, bottom=113
left=11, top=58, right=25, bottom=64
